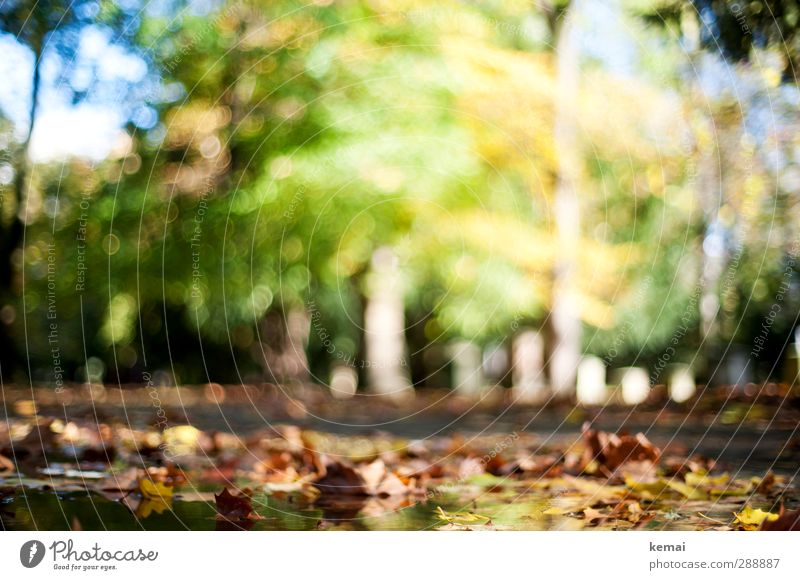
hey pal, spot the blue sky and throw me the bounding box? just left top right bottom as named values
left=0, top=25, right=148, bottom=161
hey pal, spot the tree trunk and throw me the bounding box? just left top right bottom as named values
left=548, top=2, right=582, bottom=399
left=364, top=247, right=411, bottom=399
left=0, top=40, right=43, bottom=377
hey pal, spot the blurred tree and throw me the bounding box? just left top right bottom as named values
left=0, top=0, right=145, bottom=376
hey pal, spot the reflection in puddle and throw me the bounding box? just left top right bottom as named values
left=0, top=486, right=714, bottom=531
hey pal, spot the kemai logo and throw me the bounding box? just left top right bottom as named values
left=20, top=540, right=46, bottom=568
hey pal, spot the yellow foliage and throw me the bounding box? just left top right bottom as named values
left=734, top=506, right=779, bottom=529
left=138, top=478, right=174, bottom=501
left=435, top=506, right=491, bottom=526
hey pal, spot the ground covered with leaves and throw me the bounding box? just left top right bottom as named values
left=2, top=385, right=799, bottom=531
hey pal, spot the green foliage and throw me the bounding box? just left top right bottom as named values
left=5, top=0, right=800, bottom=385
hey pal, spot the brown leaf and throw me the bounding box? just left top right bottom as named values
left=314, top=458, right=417, bottom=496
left=314, top=460, right=367, bottom=495
left=755, top=472, right=776, bottom=495
left=513, top=454, right=562, bottom=477
left=0, top=453, right=14, bottom=473
left=582, top=423, right=660, bottom=473
left=457, top=456, right=485, bottom=479
left=760, top=507, right=800, bottom=531
left=214, top=487, right=257, bottom=520
left=583, top=507, right=611, bottom=525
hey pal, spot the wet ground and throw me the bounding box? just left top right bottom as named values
left=2, top=385, right=799, bottom=531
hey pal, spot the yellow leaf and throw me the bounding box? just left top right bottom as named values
left=666, top=480, right=707, bottom=500
left=135, top=497, right=171, bottom=519
left=542, top=506, right=568, bottom=516
left=435, top=506, right=491, bottom=526
left=139, top=478, right=174, bottom=501
left=685, top=472, right=729, bottom=487
left=734, top=506, right=779, bottom=528
left=624, top=476, right=669, bottom=498
left=709, top=483, right=752, bottom=497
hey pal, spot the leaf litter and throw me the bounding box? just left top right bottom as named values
left=1, top=416, right=798, bottom=531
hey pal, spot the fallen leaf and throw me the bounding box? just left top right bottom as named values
left=314, top=458, right=415, bottom=496
left=136, top=497, right=171, bottom=519
left=624, top=476, right=670, bottom=498
left=314, top=460, right=367, bottom=495
left=583, top=507, right=611, bottom=525
left=138, top=478, right=173, bottom=501
left=582, top=423, right=660, bottom=473
left=435, top=506, right=491, bottom=526
left=753, top=472, right=776, bottom=495
left=0, top=453, right=14, bottom=473
left=759, top=507, right=800, bottom=531
left=542, top=506, right=569, bottom=515
left=666, top=480, right=707, bottom=500
left=214, top=487, right=258, bottom=520
left=685, top=472, right=729, bottom=487
left=735, top=506, right=779, bottom=529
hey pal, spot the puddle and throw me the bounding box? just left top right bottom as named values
left=1, top=486, right=736, bottom=531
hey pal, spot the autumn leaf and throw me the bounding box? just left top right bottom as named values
left=734, top=506, right=780, bottom=529
left=626, top=501, right=645, bottom=524
left=542, top=506, right=569, bottom=515
left=135, top=479, right=173, bottom=518
left=214, top=487, right=260, bottom=520
left=582, top=423, right=660, bottom=473
left=136, top=498, right=171, bottom=519
left=666, top=480, right=707, bottom=500
left=435, top=506, right=491, bottom=526
left=759, top=507, right=800, bottom=531
left=0, top=454, right=14, bottom=473
left=753, top=472, right=777, bottom=495
left=138, top=478, right=173, bottom=501
left=314, top=460, right=367, bottom=495
left=583, top=507, right=611, bottom=525
left=685, top=472, right=729, bottom=487
left=624, top=476, right=670, bottom=498
left=314, top=458, right=417, bottom=496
